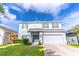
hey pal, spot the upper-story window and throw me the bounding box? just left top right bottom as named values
left=21, top=24, right=28, bottom=29
left=43, top=23, right=49, bottom=28
left=52, top=23, right=58, bottom=28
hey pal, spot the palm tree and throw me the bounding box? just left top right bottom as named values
left=70, top=25, right=79, bottom=44
left=0, top=3, right=5, bottom=14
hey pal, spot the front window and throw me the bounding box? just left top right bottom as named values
left=22, top=24, right=28, bottom=29
left=43, top=23, right=49, bottom=28
left=52, top=23, right=58, bottom=28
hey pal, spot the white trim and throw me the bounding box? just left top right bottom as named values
left=18, top=21, right=62, bottom=24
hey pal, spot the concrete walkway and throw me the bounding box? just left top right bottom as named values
left=44, top=44, right=79, bottom=56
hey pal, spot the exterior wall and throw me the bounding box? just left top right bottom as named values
left=18, top=24, right=28, bottom=39
left=27, top=32, right=32, bottom=42
left=3, top=32, right=9, bottom=44
left=28, top=24, right=42, bottom=29
left=0, top=28, right=5, bottom=45
left=39, top=32, right=43, bottom=44
left=49, top=23, right=52, bottom=29
left=58, top=23, right=62, bottom=29
left=18, top=29, right=28, bottom=39
left=18, top=24, right=32, bottom=42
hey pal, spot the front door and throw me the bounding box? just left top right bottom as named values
left=31, top=32, right=39, bottom=42
left=33, top=35, right=39, bottom=42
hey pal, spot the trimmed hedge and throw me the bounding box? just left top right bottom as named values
left=22, top=38, right=32, bottom=45
left=16, top=39, right=32, bottom=45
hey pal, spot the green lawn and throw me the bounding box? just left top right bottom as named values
left=68, top=44, right=79, bottom=48
left=0, top=43, right=44, bottom=56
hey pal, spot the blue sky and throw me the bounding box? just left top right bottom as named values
left=1, top=3, right=79, bottom=31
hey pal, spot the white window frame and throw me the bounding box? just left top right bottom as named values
left=43, top=23, right=49, bottom=28
left=52, top=23, right=58, bottom=28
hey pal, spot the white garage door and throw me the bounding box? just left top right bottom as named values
left=43, top=34, right=64, bottom=44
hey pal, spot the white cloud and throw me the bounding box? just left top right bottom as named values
left=14, top=3, right=69, bottom=16
left=4, top=3, right=69, bottom=19
left=21, top=3, right=32, bottom=11
left=31, top=3, right=69, bottom=16
left=9, top=6, right=22, bottom=12
left=4, top=4, right=22, bottom=12
left=62, top=11, right=79, bottom=31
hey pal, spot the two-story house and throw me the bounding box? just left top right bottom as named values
left=18, top=21, right=67, bottom=45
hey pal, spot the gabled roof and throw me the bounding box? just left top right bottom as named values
left=0, top=24, right=17, bottom=33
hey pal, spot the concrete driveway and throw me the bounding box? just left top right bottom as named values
left=44, top=44, right=79, bottom=56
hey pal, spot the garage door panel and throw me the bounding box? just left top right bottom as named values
left=43, top=34, right=64, bottom=44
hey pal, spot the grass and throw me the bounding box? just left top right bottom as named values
left=68, top=44, right=79, bottom=48
left=0, top=43, right=44, bottom=56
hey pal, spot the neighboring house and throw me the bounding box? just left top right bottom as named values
left=18, top=21, right=67, bottom=45
left=66, top=31, right=78, bottom=44
left=0, top=24, right=17, bottom=45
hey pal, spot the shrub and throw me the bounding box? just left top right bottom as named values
left=22, top=38, right=32, bottom=45
left=15, top=39, right=22, bottom=43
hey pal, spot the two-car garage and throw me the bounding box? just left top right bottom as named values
left=43, top=32, right=67, bottom=44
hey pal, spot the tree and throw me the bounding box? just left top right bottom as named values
left=0, top=3, right=5, bottom=14
left=0, top=3, right=5, bottom=13
left=0, top=3, right=10, bottom=20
